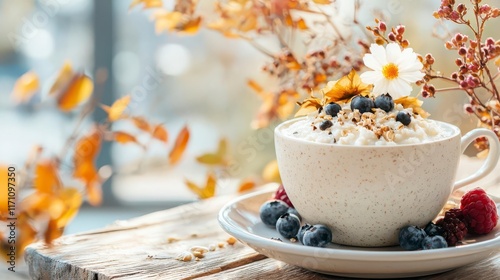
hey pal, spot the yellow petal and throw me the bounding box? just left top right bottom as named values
left=323, top=70, right=371, bottom=103
left=295, top=97, right=323, bottom=117
left=394, top=96, right=430, bottom=118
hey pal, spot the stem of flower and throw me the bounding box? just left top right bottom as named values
left=318, top=6, right=346, bottom=44
left=240, top=36, right=275, bottom=58
left=434, top=87, right=462, bottom=93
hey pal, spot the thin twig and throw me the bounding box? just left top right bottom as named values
left=435, top=87, right=462, bottom=93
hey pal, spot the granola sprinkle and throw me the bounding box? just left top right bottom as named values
left=285, top=104, right=446, bottom=145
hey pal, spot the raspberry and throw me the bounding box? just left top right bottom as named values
left=274, top=184, right=294, bottom=208
left=436, top=209, right=468, bottom=246
left=460, top=188, right=498, bottom=234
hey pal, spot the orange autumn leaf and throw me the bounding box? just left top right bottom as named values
left=44, top=219, right=64, bottom=244
left=11, top=71, right=40, bottom=103
left=323, top=69, right=372, bottom=104
left=169, top=125, right=190, bottom=165
left=196, top=138, right=228, bottom=166
left=73, top=161, right=99, bottom=188
left=73, top=129, right=103, bottom=205
left=247, top=79, right=264, bottom=96
left=296, top=18, right=308, bottom=30
left=1, top=215, right=35, bottom=260
left=153, top=10, right=201, bottom=34
left=185, top=173, right=216, bottom=199
left=237, top=178, right=256, bottom=193
left=74, top=129, right=102, bottom=164
left=152, top=124, right=168, bottom=143
left=129, top=0, right=163, bottom=10
left=107, top=95, right=131, bottom=121
left=295, top=97, right=323, bottom=117
left=21, top=192, right=65, bottom=220
left=277, top=92, right=297, bottom=119
left=0, top=166, right=11, bottom=220
left=87, top=181, right=102, bottom=206
left=49, top=62, right=73, bottom=96
left=34, top=160, right=61, bottom=194
left=113, top=131, right=139, bottom=144
left=262, top=159, right=281, bottom=183
left=14, top=214, right=37, bottom=256
left=394, top=96, right=430, bottom=118
left=55, top=188, right=82, bottom=228
left=57, top=74, right=94, bottom=112
left=312, top=0, right=332, bottom=4
left=131, top=116, right=152, bottom=132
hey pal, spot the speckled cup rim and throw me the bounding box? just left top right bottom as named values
left=275, top=117, right=461, bottom=148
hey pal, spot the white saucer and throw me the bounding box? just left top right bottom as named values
left=218, top=188, right=500, bottom=278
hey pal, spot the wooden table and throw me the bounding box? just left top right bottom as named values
left=25, top=187, right=500, bottom=280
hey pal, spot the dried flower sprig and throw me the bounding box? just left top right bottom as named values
left=423, top=0, right=500, bottom=148
left=132, top=0, right=374, bottom=128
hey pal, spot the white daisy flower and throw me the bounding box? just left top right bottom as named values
left=360, top=43, right=424, bottom=98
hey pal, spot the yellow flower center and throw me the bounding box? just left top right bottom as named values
left=382, top=63, right=399, bottom=80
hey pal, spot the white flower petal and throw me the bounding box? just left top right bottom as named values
left=398, top=71, right=424, bottom=83
left=363, top=55, right=382, bottom=71
left=361, top=43, right=423, bottom=96
left=369, top=44, right=388, bottom=66
left=386, top=43, right=402, bottom=63
left=398, top=60, right=423, bottom=72
left=392, top=78, right=413, bottom=97
left=360, top=71, right=381, bottom=84
left=372, top=79, right=389, bottom=95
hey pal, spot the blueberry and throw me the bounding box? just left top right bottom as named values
left=350, top=96, right=374, bottom=114
left=286, top=207, right=301, bottom=222
left=324, top=102, right=342, bottom=117
left=302, top=224, right=332, bottom=247
left=374, top=93, right=394, bottom=112
left=421, top=235, right=448, bottom=250
left=259, top=200, right=289, bottom=227
left=319, top=120, right=333, bottom=131
left=276, top=213, right=301, bottom=239
left=399, top=225, right=427, bottom=250
left=396, top=111, right=411, bottom=126
left=424, top=222, right=445, bottom=237
left=298, top=223, right=312, bottom=243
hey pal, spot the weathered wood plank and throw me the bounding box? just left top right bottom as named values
left=24, top=183, right=500, bottom=280
left=195, top=253, right=500, bottom=280
left=25, top=193, right=265, bottom=280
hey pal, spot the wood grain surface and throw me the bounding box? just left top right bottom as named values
left=25, top=188, right=500, bottom=280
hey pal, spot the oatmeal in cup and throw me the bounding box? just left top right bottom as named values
left=274, top=105, right=500, bottom=247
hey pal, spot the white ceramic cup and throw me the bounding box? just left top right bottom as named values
left=274, top=118, right=500, bottom=247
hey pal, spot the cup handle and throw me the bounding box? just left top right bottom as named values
left=453, top=128, right=500, bottom=193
